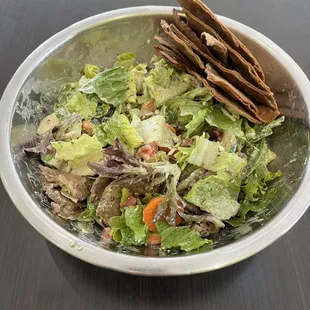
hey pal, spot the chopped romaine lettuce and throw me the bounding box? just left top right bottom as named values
left=245, top=116, right=285, bottom=143
left=132, top=64, right=148, bottom=95
left=109, top=206, right=148, bottom=246
left=99, top=110, right=143, bottom=152
left=156, top=222, right=212, bottom=252
left=227, top=188, right=276, bottom=227
left=83, top=64, right=100, bottom=79
left=185, top=109, right=207, bottom=138
left=188, top=137, right=222, bottom=170
left=182, top=87, right=213, bottom=101
left=51, top=134, right=102, bottom=176
left=78, top=203, right=97, bottom=222
left=205, top=104, right=244, bottom=138
left=114, top=52, right=136, bottom=68
left=145, top=59, right=195, bottom=106
left=80, top=67, right=131, bottom=107
left=132, top=115, right=179, bottom=148
left=211, top=152, right=247, bottom=179
left=65, top=92, right=97, bottom=120
left=185, top=175, right=241, bottom=220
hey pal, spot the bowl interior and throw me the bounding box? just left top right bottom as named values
left=10, top=12, right=310, bottom=256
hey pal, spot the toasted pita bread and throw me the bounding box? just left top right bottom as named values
left=182, top=8, right=270, bottom=92
left=177, top=0, right=265, bottom=81
left=206, top=64, right=279, bottom=122
left=160, top=20, right=277, bottom=111
left=201, top=32, right=228, bottom=63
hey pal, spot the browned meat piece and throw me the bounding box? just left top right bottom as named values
left=90, top=176, right=112, bottom=203
left=41, top=166, right=92, bottom=201
left=177, top=0, right=265, bottom=81
left=45, top=187, right=84, bottom=220
left=96, top=182, right=122, bottom=226
left=201, top=32, right=228, bottom=63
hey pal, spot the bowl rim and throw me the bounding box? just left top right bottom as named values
left=1, top=5, right=310, bottom=276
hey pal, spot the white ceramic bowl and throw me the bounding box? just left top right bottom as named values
left=1, top=6, right=310, bottom=276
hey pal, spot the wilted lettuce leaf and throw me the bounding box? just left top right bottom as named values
left=245, top=116, right=285, bottom=143
left=51, top=134, right=102, bottom=176
left=227, top=188, right=276, bottom=227
left=83, top=64, right=100, bottom=79
left=227, top=138, right=281, bottom=226
left=93, top=124, right=109, bottom=147
left=132, top=115, right=179, bottom=148
left=78, top=203, right=97, bottom=222
left=100, top=110, right=143, bottom=152
left=185, top=175, right=240, bottom=220
left=156, top=222, right=212, bottom=252
left=114, top=52, right=136, bottom=68
left=109, top=206, right=148, bottom=246
left=80, top=67, right=131, bottom=107
left=205, top=104, right=244, bottom=138
left=244, top=139, right=268, bottom=178
left=145, top=59, right=195, bottom=106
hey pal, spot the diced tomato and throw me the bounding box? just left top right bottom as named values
left=124, top=196, right=137, bottom=207
left=137, top=142, right=158, bottom=161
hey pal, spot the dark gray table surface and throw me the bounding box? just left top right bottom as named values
left=1, top=0, right=310, bottom=309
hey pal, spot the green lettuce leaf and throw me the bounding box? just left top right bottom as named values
left=65, top=92, right=97, bottom=120
left=80, top=67, right=131, bottom=107
left=185, top=175, right=241, bottom=220
left=156, top=222, right=212, bottom=252
left=114, top=52, right=136, bottom=68
left=245, top=116, right=285, bottom=143
left=83, top=64, right=100, bottom=79
left=182, top=87, right=213, bottom=101
left=77, top=203, right=97, bottom=222
left=132, top=115, right=179, bottom=148
left=120, top=188, right=132, bottom=207
left=185, top=109, right=207, bottom=138
left=227, top=188, right=276, bottom=227
left=100, top=110, right=143, bottom=152
left=145, top=59, right=195, bottom=106
left=109, top=206, right=148, bottom=246
left=132, top=64, right=148, bottom=95
left=211, top=152, right=247, bottom=179
left=54, top=83, right=98, bottom=120
left=188, top=137, right=222, bottom=170
left=205, top=104, right=244, bottom=138
left=51, top=134, right=102, bottom=176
